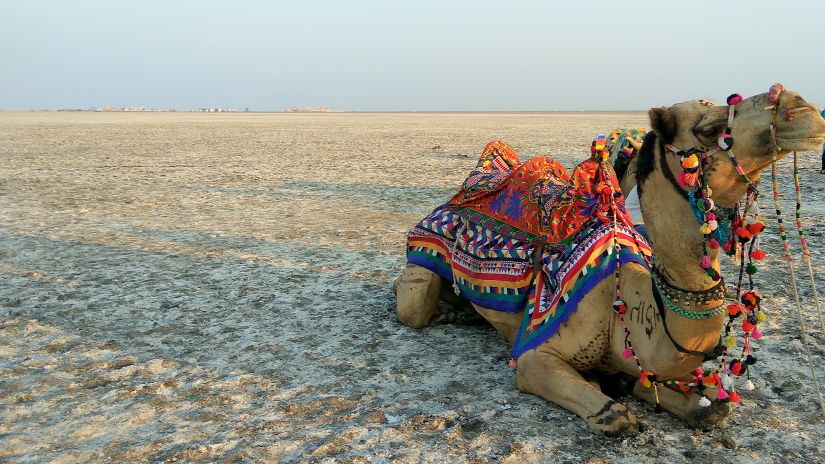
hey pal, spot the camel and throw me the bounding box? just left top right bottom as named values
left=395, top=86, right=825, bottom=434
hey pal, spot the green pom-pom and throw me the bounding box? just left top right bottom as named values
left=745, top=263, right=758, bottom=275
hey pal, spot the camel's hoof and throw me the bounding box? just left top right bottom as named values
left=688, top=400, right=732, bottom=431
left=585, top=400, right=640, bottom=436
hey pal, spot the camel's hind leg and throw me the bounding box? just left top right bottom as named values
left=516, top=349, right=640, bottom=435
left=394, top=264, right=442, bottom=328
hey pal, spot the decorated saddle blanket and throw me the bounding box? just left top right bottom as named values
left=407, top=139, right=653, bottom=358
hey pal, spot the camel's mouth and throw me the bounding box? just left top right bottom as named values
left=775, top=135, right=825, bottom=152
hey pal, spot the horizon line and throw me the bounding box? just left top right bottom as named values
left=0, top=109, right=650, bottom=114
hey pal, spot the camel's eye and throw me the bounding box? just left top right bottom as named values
left=694, top=122, right=724, bottom=140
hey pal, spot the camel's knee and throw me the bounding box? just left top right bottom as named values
left=395, top=264, right=442, bottom=328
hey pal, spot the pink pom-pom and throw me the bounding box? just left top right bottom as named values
left=622, top=348, right=632, bottom=358
left=726, top=93, right=743, bottom=105
left=801, top=237, right=809, bottom=246
left=768, top=83, right=785, bottom=103
left=700, top=255, right=711, bottom=269
left=707, top=220, right=718, bottom=231
left=707, top=213, right=717, bottom=221
left=717, top=388, right=729, bottom=400
left=752, top=327, right=762, bottom=340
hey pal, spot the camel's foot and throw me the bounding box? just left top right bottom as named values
left=395, top=264, right=442, bottom=328
left=584, top=399, right=640, bottom=436
left=633, top=382, right=731, bottom=430
left=686, top=398, right=731, bottom=431
left=515, top=350, right=640, bottom=436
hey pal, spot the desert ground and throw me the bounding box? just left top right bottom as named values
left=1, top=111, right=823, bottom=463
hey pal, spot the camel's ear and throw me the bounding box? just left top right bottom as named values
left=648, top=107, right=676, bottom=143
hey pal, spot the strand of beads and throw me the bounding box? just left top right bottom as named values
left=770, top=152, right=793, bottom=261
left=769, top=111, right=825, bottom=415
left=698, top=173, right=722, bottom=282
left=597, top=139, right=665, bottom=410
left=676, top=145, right=725, bottom=282
left=792, top=151, right=825, bottom=335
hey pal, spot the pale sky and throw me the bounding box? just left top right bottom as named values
left=2, top=0, right=823, bottom=111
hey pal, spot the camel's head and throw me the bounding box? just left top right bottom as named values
left=647, top=85, right=825, bottom=203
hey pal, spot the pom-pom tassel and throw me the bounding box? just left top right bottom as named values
left=613, top=299, right=627, bottom=314
left=698, top=396, right=712, bottom=407
left=727, top=93, right=744, bottom=106
left=744, top=380, right=755, bottom=391
left=768, top=83, right=785, bottom=104
left=750, top=249, right=766, bottom=260
left=752, top=326, right=762, bottom=340
left=622, top=348, right=632, bottom=358
left=679, top=171, right=699, bottom=187
left=717, top=388, right=729, bottom=400
left=729, top=390, right=741, bottom=403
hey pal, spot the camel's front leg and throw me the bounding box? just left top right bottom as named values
left=516, top=349, right=640, bottom=435
left=632, top=382, right=731, bottom=430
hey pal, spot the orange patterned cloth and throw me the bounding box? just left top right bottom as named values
left=447, top=140, right=630, bottom=245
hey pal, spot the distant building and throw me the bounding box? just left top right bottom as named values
left=284, top=107, right=333, bottom=113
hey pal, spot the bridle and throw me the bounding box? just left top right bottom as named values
left=642, top=92, right=767, bottom=358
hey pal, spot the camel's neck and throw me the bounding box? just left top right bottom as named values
left=620, top=139, right=746, bottom=372
left=638, top=141, right=735, bottom=292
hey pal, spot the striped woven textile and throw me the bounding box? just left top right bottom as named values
left=405, top=138, right=653, bottom=357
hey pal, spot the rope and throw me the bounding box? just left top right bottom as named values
left=792, top=151, right=825, bottom=336
left=770, top=151, right=825, bottom=416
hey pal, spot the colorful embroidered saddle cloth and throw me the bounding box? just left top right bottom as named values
left=407, top=140, right=653, bottom=358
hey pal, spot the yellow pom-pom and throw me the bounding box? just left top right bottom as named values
left=756, top=310, right=767, bottom=322
left=699, top=224, right=712, bottom=235
left=681, top=154, right=699, bottom=169
left=639, top=371, right=654, bottom=388
left=724, top=336, right=737, bottom=348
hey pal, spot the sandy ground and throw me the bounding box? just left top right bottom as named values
left=1, top=111, right=824, bottom=463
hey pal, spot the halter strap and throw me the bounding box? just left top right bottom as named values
left=664, top=144, right=719, bottom=160
left=663, top=95, right=755, bottom=187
